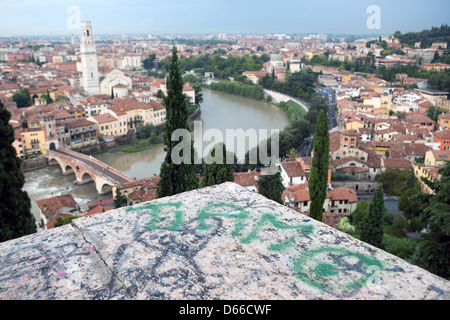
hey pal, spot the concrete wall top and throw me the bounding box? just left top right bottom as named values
left=0, top=182, right=449, bottom=300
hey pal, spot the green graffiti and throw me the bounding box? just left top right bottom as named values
left=127, top=202, right=184, bottom=231
left=240, top=213, right=314, bottom=251
left=293, top=246, right=384, bottom=292
left=126, top=201, right=386, bottom=295
left=315, top=263, right=338, bottom=277
left=197, top=203, right=249, bottom=237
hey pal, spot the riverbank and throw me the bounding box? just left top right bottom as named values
left=21, top=156, right=49, bottom=172
left=91, top=106, right=202, bottom=154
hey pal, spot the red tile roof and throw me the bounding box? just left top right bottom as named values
left=382, top=158, right=413, bottom=170
left=36, top=194, right=79, bottom=218
left=65, top=119, right=96, bottom=129
left=280, top=161, right=304, bottom=177
left=82, top=206, right=113, bottom=217
left=434, top=130, right=450, bottom=140
left=234, top=170, right=261, bottom=187
left=91, top=113, right=118, bottom=124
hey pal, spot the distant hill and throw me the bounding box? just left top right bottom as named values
left=393, top=25, right=450, bottom=48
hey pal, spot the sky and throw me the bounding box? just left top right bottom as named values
left=0, top=0, right=449, bottom=37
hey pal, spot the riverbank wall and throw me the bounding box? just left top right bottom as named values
left=21, top=156, right=49, bottom=172
left=74, top=134, right=134, bottom=155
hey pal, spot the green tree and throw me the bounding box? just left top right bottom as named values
left=412, top=161, right=450, bottom=279
left=382, top=234, right=418, bottom=261
left=114, top=188, right=127, bottom=208
left=398, top=187, right=422, bottom=219
left=143, top=53, right=156, bottom=70
left=308, top=110, right=330, bottom=221
left=192, top=82, right=203, bottom=106
left=278, top=131, right=296, bottom=158
left=384, top=213, right=408, bottom=238
left=360, top=184, right=386, bottom=248
left=350, top=200, right=370, bottom=235
left=426, top=105, right=445, bottom=123
left=375, top=168, right=412, bottom=196
left=337, top=217, right=356, bottom=236
left=258, top=167, right=285, bottom=204
left=287, top=148, right=297, bottom=161
left=157, top=45, right=199, bottom=198
left=12, top=88, right=32, bottom=108
left=200, top=143, right=235, bottom=188
left=0, top=100, right=36, bottom=242
left=290, top=119, right=313, bottom=142
left=45, top=89, right=53, bottom=104
left=54, top=215, right=78, bottom=228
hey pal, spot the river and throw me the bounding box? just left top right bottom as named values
left=23, top=88, right=290, bottom=230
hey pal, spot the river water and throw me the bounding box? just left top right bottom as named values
left=23, top=89, right=289, bottom=230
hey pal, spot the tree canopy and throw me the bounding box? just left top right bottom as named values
left=308, top=110, right=330, bottom=221
left=258, top=167, right=285, bottom=204
left=360, top=184, right=386, bottom=249
left=0, top=100, right=36, bottom=242
left=200, top=143, right=235, bottom=188
left=412, top=162, right=450, bottom=279
left=157, top=45, right=199, bottom=198
left=12, top=88, right=31, bottom=108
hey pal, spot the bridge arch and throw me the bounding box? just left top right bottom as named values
left=48, top=153, right=75, bottom=175
left=77, top=171, right=94, bottom=185
left=48, top=156, right=64, bottom=170
left=100, top=183, right=113, bottom=195
left=64, top=164, right=76, bottom=175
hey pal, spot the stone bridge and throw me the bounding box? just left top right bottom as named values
left=47, top=148, right=134, bottom=194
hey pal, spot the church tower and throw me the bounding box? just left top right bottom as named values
left=80, top=21, right=100, bottom=96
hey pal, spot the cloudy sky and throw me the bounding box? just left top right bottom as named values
left=1, top=0, right=449, bottom=36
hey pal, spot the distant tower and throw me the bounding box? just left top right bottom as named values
left=80, top=21, right=100, bottom=96
left=71, top=33, right=75, bottom=46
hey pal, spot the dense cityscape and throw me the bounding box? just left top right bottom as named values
left=0, top=1, right=449, bottom=302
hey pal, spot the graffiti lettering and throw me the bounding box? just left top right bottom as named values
left=1, top=202, right=386, bottom=299
left=127, top=202, right=384, bottom=296
left=127, top=202, right=184, bottom=231
left=293, top=247, right=383, bottom=293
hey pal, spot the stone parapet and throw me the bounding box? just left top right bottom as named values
left=0, top=183, right=449, bottom=300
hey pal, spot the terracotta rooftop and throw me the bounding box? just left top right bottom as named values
left=65, top=119, right=96, bottom=129
left=280, top=161, right=305, bottom=178
left=434, top=130, right=450, bottom=140
left=329, top=131, right=342, bottom=153
left=128, top=188, right=157, bottom=203
left=82, top=206, right=113, bottom=217
left=90, top=113, right=118, bottom=124
left=36, top=194, right=79, bottom=219
left=233, top=170, right=261, bottom=187
left=438, top=113, right=450, bottom=120
left=406, top=113, right=435, bottom=124
left=382, top=158, right=413, bottom=170
left=431, top=149, right=450, bottom=161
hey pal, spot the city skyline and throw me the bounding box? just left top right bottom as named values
left=1, top=0, right=449, bottom=37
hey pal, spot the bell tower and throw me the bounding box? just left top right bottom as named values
left=80, top=21, right=100, bottom=96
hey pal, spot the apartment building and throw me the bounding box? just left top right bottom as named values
left=20, top=126, right=47, bottom=157
left=284, top=184, right=358, bottom=216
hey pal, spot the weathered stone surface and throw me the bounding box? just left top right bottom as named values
left=0, top=182, right=449, bottom=300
